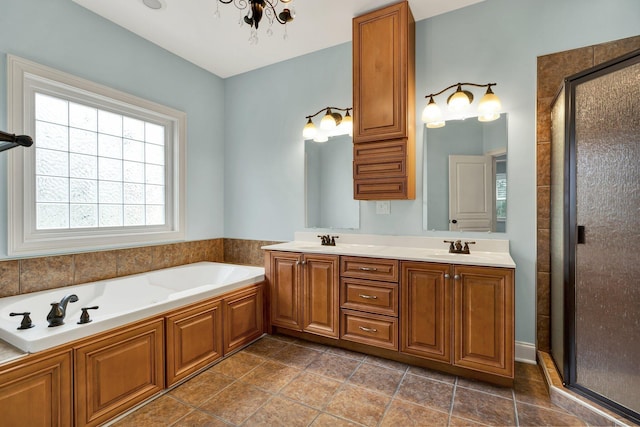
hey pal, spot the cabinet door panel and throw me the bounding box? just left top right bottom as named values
left=224, top=284, right=264, bottom=354
left=303, top=255, right=340, bottom=338
left=401, top=262, right=451, bottom=362
left=454, top=266, right=514, bottom=377
left=0, top=350, right=73, bottom=427
left=75, top=319, right=164, bottom=427
left=166, top=299, right=222, bottom=386
left=270, top=252, right=302, bottom=330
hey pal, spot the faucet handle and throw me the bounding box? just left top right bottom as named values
left=462, top=241, right=476, bottom=253
left=10, top=312, right=35, bottom=330
left=330, top=235, right=339, bottom=246
left=443, top=240, right=455, bottom=252
left=78, top=306, right=99, bottom=325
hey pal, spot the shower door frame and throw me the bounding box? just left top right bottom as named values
left=562, top=48, right=640, bottom=424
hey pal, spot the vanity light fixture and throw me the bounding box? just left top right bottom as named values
left=422, top=83, right=502, bottom=128
left=303, top=107, right=353, bottom=142
left=214, top=0, right=295, bottom=44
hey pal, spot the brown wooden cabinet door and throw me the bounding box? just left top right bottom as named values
left=269, top=252, right=303, bottom=331
left=223, top=283, right=264, bottom=354
left=0, top=349, right=73, bottom=427
left=75, top=318, right=164, bottom=427
left=166, top=299, right=222, bottom=386
left=303, top=254, right=340, bottom=338
left=453, top=265, right=514, bottom=377
left=353, top=1, right=412, bottom=142
left=400, top=262, right=452, bottom=363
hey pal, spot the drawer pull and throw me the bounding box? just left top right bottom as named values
left=359, top=326, right=378, bottom=333
left=358, top=294, right=378, bottom=300
left=359, top=267, right=378, bottom=271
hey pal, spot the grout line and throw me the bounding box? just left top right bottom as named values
left=447, top=376, right=458, bottom=427
left=376, top=365, right=411, bottom=427
left=512, top=387, right=520, bottom=427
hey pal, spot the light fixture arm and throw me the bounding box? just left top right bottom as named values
left=218, top=0, right=293, bottom=28
left=305, top=107, right=352, bottom=120
left=424, top=82, right=497, bottom=99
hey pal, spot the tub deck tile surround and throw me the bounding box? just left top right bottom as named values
left=112, top=335, right=587, bottom=427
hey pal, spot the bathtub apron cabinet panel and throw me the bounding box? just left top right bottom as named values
left=166, top=299, right=223, bottom=386
left=223, top=283, right=265, bottom=354
left=74, top=318, right=165, bottom=427
left=0, top=349, right=73, bottom=427
left=453, top=265, right=514, bottom=377
left=268, top=251, right=340, bottom=339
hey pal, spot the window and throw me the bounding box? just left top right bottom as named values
left=8, top=55, right=186, bottom=256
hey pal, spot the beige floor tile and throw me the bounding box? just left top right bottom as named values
left=326, top=346, right=367, bottom=361
left=199, top=382, right=271, bottom=425
left=364, top=355, right=409, bottom=372
left=292, top=339, right=332, bottom=352
left=271, top=343, right=324, bottom=368
left=310, top=413, right=363, bottom=427
left=306, top=353, right=361, bottom=381
left=325, top=384, right=391, bottom=427
left=243, top=396, right=319, bottom=427
left=407, top=365, right=457, bottom=384
left=517, top=401, right=587, bottom=426
left=208, top=351, right=264, bottom=379
left=515, top=362, right=544, bottom=383
left=456, top=377, right=514, bottom=400
left=113, top=395, right=191, bottom=427
left=169, top=370, right=234, bottom=406
left=172, top=410, right=231, bottom=427
left=380, top=399, right=449, bottom=427
left=448, top=415, right=491, bottom=426
left=395, top=373, right=454, bottom=412
left=514, top=377, right=557, bottom=409
left=244, top=335, right=292, bottom=358
left=239, top=360, right=302, bottom=392
left=452, top=387, right=516, bottom=426
left=347, top=363, right=404, bottom=396
left=280, top=371, right=342, bottom=409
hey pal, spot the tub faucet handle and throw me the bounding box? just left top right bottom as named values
left=78, top=306, right=99, bottom=325
left=10, top=312, right=34, bottom=330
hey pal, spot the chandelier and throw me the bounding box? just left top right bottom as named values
left=215, top=0, right=295, bottom=44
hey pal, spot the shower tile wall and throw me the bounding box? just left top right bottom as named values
left=535, top=34, right=640, bottom=352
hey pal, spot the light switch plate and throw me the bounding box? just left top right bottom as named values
left=376, top=201, right=391, bottom=215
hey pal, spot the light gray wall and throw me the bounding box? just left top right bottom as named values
left=0, top=0, right=226, bottom=258
left=223, top=0, right=640, bottom=346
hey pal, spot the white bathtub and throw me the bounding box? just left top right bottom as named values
left=0, top=262, right=265, bottom=353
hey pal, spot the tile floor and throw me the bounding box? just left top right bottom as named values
left=112, top=335, right=587, bottom=426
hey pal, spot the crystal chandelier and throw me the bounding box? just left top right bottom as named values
left=215, top=0, right=295, bottom=44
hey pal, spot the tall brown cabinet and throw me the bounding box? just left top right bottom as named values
left=352, top=1, right=416, bottom=200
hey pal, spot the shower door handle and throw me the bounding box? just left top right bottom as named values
left=577, top=225, right=586, bottom=244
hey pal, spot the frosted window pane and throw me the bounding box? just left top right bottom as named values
left=99, top=181, right=123, bottom=204
left=123, top=161, right=144, bottom=183
left=35, top=93, right=68, bottom=125
left=36, top=121, right=68, bottom=151
left=123, top=117, right=144, bottom=141
left=36, top=203, right=69, bottom=229
left=70, top=153, right=97, bottom=179
left=69, top=102, right=97, bottom=131
left=99, top=204, right=123, bottom=227
left=98, top=110, right=122, bottom=136
left=70, top=179, right=97, bottom=203
left=98, top=134, right=123, bottom=159
left=124, top=205, right=145, bottom=226
left=145, top=184, right=164, bottom=205
left=36, top=176, right=68, bottom=202
left=70, top=204, right=98, bottom=228
left=145, top=122, right=164, bottom=145
left=36, top=149, right=68, bottom=177
left=98, top=157, right=122, bottom=181
left=146, top=205, right=164, bottom=225
left=124, top=183, right=144, bottom=204
left=123, top=139, right=144, bottom=162
left=145, top=143, right=164, bottom=165
left=69, top=128, right=97, bottom=155
left=145, top=164, right=164, bottom=185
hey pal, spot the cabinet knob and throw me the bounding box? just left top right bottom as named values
left=444, top=274, right=450, bottom=279
left=454, top=274, right=460, bottom=280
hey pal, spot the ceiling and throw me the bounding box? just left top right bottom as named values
left=72, top=0, right=484, bottom=78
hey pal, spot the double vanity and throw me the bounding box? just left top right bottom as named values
left=263, top=232, right=515, bottom=387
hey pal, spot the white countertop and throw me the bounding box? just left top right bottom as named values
left=262, top=232, right=516, bottom=269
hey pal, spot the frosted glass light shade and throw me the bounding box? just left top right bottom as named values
left=339, top=112, right=353, bottom=136
left=303, top=119, right=317, bottom=139
left=448, top=89, right=472, bottom=114
left=422, top=98, right=445, bottom=128
left=313, top=131, right=328, bottom=142
left=320, top=109, right=337, bottom=130
left=478, top=89, right=502, bottom=122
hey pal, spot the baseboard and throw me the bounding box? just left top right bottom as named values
left=515, top=341, right=536, bottom=364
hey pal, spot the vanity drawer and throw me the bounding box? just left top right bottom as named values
left=354, top=178, right=408, bottom=200
left=340, top=310, right=398, bottom=351
left=340, top=278, right=398, bottom=317
left=340, top=256, right=399, bottom=282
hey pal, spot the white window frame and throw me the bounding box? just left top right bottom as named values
left=7, top=55, right=186, bottom=256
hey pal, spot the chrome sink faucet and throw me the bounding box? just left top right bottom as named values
left=444, top=240, right=476, bottom=254
left=47, top=294, right=78, bottom=327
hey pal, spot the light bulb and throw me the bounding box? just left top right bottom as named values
left=422, top=97, right=445, bottom=128
left=478, top=87, right=502, bottom=122
left=448, top=86, right=472, bottom=114
left=340, top=111, right=353, bottom=136
left=302, top=118, right=317, bottom=140
left=320, top=109, right=337, bottom=130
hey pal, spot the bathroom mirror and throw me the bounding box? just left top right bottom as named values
left=423, top=114, right=507, bottom=232
left=305, top=135, right=359, bottom=229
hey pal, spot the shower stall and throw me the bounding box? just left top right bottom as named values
left=550, top=49, right=640, bottom=422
